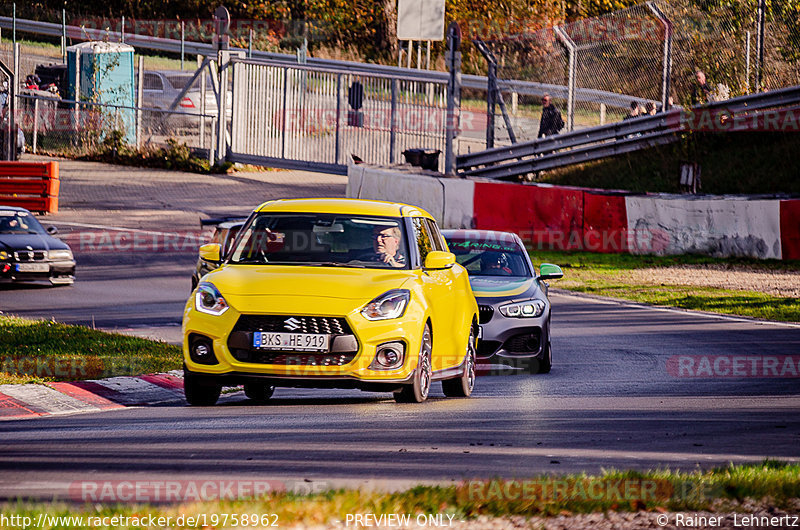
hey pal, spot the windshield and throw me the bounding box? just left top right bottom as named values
left=166, top=74, right=213, bottom=91
left=0, top=210, right=46, bottom=234
left=229, top=213, right=409, bottom=269
left=447, top=236, right=532, bottom=277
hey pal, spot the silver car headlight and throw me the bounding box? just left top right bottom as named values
left=361, top=289, right=410, bottom=321
left=195, top=282, right=229, bottom=316
left=499, top=299, right=546, bottom=318
left=48, top=249, right=73, bottom=261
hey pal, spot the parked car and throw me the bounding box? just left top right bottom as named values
left=0, top=206, right=75, bottom=285
left=142, top=70, right=231, bottom=131
left=182, top=198, right=478, bottom=405
left=442, top=229, right=563, bottom=374
left=192, top=217, right=246, bottom=291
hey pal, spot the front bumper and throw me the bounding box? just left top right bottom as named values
left=0, top=260, right=76, bottom=284
left=476, top=302, right=548, bottom=362
left=182, top=296, right=426, bottom=387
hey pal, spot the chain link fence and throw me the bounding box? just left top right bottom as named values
left=484, top=0, right=800, bottom=145
left=1, top=38, right=221, bottom=160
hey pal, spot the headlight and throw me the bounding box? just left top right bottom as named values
left=48, top=249, right=73, bottom=261
left=195, top=282, right=229, bottom=316
left=499, top=299, right=546, bottom=318
left=361, top=289, right=410, bottom=321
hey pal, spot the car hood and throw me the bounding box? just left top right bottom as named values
left=0, top=233, right=69, bottom=252
left=468, top=276, right=539, bottom=302
left=203, top=265, right=412, bottom=301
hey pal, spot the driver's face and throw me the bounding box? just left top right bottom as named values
left=373, top=228, right=399, bottom=256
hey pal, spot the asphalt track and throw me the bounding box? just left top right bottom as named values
left=1, top=251, right=799, bottom=500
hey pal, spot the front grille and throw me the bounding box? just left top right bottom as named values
left=246, top=351, right=356, bottom=366
left=233, top=315, right=351, bottom=335
left=14, top=250, right=46, bottom=262
left=503, top=331, right=542, bottom=354
left=478, top=305, right=494, bottom=324
left=228, top=314, right=358, bottom=365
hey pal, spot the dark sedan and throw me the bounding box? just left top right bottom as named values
left=442, top=229, right=563, bottom=374
left=0, top=206, right=75, bottom=286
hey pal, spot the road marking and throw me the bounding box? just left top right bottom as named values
left=551, top=290, right=800, bottom=329
left=46, top=220, right=202, bottom=238
left=0, top=384, right=99, bottom=415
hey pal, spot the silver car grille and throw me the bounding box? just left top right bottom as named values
left=14, top=250, right=47, bottom=262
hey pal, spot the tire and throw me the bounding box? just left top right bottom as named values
left=442, top=325, right=476, bottom=398
left=394, top=323, right=432, bottom=403
left=183, top=368, right=222, bottom=406
left=535, top=340, right=552, bottom=374
left=244, top=383, right=274, bottom=403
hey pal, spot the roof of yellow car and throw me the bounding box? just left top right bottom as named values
left=254, top=198, right=433, bottom=218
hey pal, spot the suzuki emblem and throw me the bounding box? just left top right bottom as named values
left=283, top=317, right=302, bottom=331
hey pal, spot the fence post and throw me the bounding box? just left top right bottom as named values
left=444, top=22, right=462, bottom=176
left=745, top=31, right=751, bottom=93
left=280, top=66, right=288, bottom=159
left=334, top=73, right=341, bottom=165
left=32, top=97, right=39, bottom=154
left=554, top=26, right=575, bottom=132
left=61, top=9, right=66, bottom=63
left=12, top=3, right=15, bottom=48
left=199, top=55, right=206, bottom=151
left=755, top=0, right=765, bottom=91
left=647, top=2, right=672, bottom=111
left=121, top=16, right=125, bottom=43
left=181, top=22, right=185, bottom=70
left=136, top=55, right=143, bottom=148
left=486, top=60, right=496, bottom=148
left=390, top=78, right=397, bottom=164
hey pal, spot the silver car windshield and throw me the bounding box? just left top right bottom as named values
left=228, top=214, right=410, bottom=269
left=448, top=239, right=532, bottom=277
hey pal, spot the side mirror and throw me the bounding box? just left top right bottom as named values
left=199, top=243, right=222, bottom=263
left=46, top=226, right=58, bottom=235
left=538, top=263, right=563, bottom=281
left=424, top=251, right=456, bottom=270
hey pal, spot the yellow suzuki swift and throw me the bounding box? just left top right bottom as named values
left=182, top=198, right=478, bottom=405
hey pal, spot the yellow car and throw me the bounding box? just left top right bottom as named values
left=182, top=198, right=478, bottom=405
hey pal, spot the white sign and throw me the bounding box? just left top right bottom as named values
left=397, top=0, right=446, bottom=41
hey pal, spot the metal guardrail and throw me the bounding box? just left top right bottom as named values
left=457, top=84, right=800, bottom=180
left=1, top=15, right=652, bottom=109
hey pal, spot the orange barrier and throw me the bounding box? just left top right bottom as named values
left=0, top=161, right=59, bottom=214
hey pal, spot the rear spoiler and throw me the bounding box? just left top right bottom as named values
left=200, top=216, right=247, bottom=228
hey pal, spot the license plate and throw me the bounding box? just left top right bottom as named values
left=16, top=263, right=49, bottom=273
left=253, top=332, right=329, bottom=352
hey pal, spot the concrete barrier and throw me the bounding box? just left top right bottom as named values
left=346, top=164, right=799, bottom=260
left=625, top=196, right=782, bottom=259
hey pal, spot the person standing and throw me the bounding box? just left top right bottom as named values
left=691, top=70, right=715, bottom=106
left=537, top=94, right=565, bottom=138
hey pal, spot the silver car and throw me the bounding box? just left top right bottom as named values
left=442, top=230, right=563, bottom=374
left=142, top=70, right=230, bottom=130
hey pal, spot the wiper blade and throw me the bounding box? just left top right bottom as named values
left=310, top=262, right=366, bottom=268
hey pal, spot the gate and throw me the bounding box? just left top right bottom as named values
left=228, top=58, right=449, bottom=174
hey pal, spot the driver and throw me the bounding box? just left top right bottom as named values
left=372, top=226, right=405, bottom=268
left=480, top=252, right=513, bottom=275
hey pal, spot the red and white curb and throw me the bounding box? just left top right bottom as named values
left=0, top=370, right=185, bottom=420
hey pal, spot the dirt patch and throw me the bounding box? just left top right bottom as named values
left=623, top=264, right=800, bottom=298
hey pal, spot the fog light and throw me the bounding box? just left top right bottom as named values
left=189, top=334, right=218, bottom=365
left=370, top=341, right=405, bottom=370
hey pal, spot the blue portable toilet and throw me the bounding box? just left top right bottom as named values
left=66, top=41, right=136, bottom=145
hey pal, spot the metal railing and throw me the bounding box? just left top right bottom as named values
left=0, top=15, right=649, bottom=113
left=457, top=84, right=800, bottom=180
left=228, top=57, right=449, bottom=174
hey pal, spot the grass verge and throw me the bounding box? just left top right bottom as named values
left=2, top=462, right=798, bottom=526
left=0, top=315, right=181, bottom=385
left=531, top=250, right=800, bottom=322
